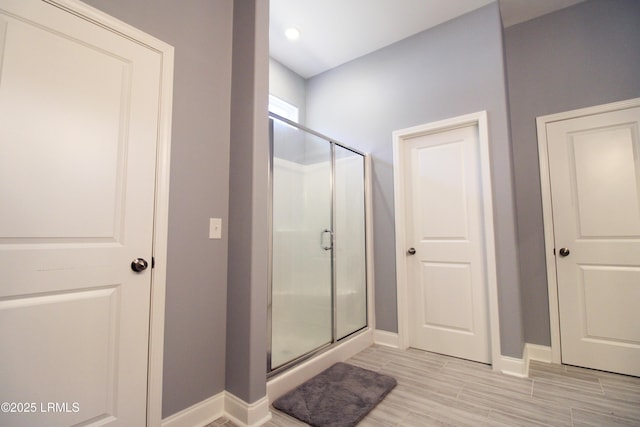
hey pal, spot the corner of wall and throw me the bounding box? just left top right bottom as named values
left=494, top=342, right=553, bottom=378
left=160, top=392, right=273, bottom=427
left=161, top=392, right=225, bottom=427
left=225, top=393, right=272, bottom=427
left=373, top=330, right=400, bottom=348
left=226, top=0, right=270, bottom=404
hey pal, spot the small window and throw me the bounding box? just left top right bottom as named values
left=269, top=94, right=299, bottom=123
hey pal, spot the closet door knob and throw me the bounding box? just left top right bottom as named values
left=558, top=248, right=570, bottom=257
left=407, top=248, right=416, bottom=255
left=131, top=258, right=149, bottom=272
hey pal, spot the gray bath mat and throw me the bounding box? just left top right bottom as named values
left=272, top=362, right=397, bottom=427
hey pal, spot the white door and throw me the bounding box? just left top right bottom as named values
left=0, top=1, right=162, bottom=425
left=403, top=124, right=491, bottom=363
left=546, top=105, right=640, bottom=377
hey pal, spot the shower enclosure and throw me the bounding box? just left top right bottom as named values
left=268, top=113, right=368, bottom=374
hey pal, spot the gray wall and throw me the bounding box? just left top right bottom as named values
left=81, top=0, right=233, bottom=418
left=269, top=58, right=307, bottom=123
left=226, top=0, right=270, bottom=404
left=505, top=0, right=640, bottom=346
left=305, top=3, right=526, bottom=357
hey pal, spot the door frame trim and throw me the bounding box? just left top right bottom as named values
left=47, top=1, right=175, bottom=425
left=392, top=111, right=501, bottom=367
left=536, top=97, right=640, bottom=365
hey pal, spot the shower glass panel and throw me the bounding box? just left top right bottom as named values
left=334, top=145, right=367, bottom=340
left=270, top=118, right=332, bottom=370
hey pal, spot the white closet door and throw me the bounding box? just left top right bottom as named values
left=546, top=105, right=640, bottom=377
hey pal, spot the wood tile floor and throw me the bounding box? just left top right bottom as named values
left=209, top=344, right=640, bottom=427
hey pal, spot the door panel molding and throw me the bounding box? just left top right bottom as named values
left=536, top=97, right=640, bottom=366
left=393, top=111, right=501, bottom=368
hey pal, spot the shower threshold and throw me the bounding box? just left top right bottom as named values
left=266, top=327, right=374, bottom=401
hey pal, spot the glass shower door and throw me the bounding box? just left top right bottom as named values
left=269, top=118, right=333, bottom=370
left=334, top=145, right=367, bottom=340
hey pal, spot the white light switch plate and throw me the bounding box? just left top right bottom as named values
left=209, top=218, right=222, bottom=239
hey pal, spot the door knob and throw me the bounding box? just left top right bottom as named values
left=558, top=248, right=570, bottom=257
left=407, top=248, right=416, bottom=255
left=131, top=258, right=149, bottom=272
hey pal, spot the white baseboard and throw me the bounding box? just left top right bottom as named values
left=161, top=391, right=225, bottom=427
left=524, top=343, right=552, bottom=364
left=494, top=343, right=553, bottom=379
left=524, top=343, right=552, bottom=374
left=495, top=354, right=528, bottom=378
left=225, top=393, right=271, bottom=427
left=374, top=330, right=400, bottom=348
left=160, top=391, right=272, bottom=427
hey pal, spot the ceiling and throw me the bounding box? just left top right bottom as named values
left=270, top=0, right=585, bottom=78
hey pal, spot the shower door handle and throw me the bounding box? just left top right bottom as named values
left=321, top=229, right=333, bottom=251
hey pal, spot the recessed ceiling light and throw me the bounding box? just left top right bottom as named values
left=285, top=27, right=300, bottom=40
